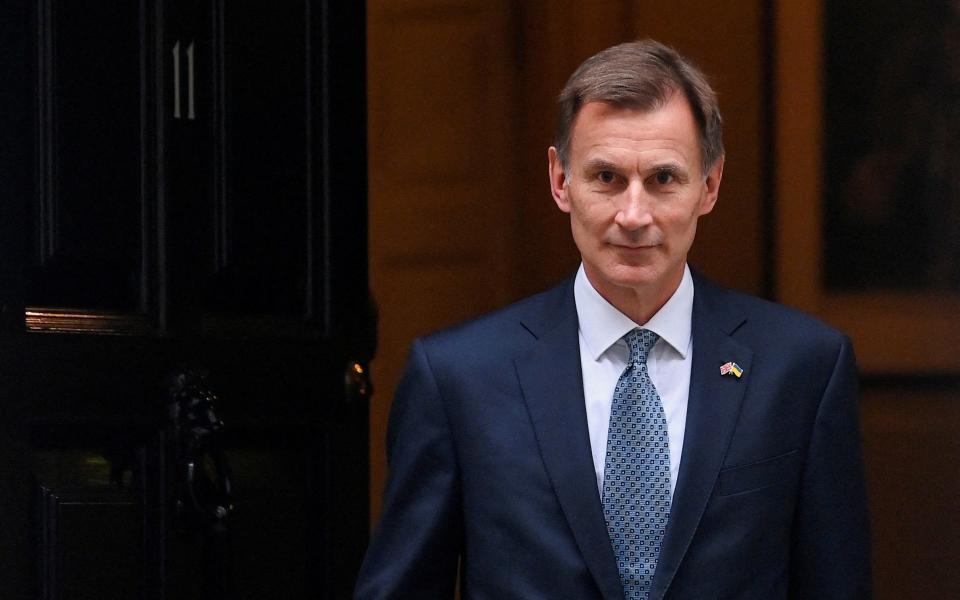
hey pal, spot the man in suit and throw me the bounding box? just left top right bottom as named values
left=356, top=40, right=871, bottom=599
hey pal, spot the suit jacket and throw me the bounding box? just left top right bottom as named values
left=356, top=274, right=872, bottom=599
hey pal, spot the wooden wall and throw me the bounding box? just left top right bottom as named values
left=366, top=1, right=959, bottom=597
left=367, top=0, right=520, bottom=523
left=861, top=384, right=960, bottom=598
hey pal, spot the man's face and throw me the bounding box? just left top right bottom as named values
left=548, top=94, right=723, bottom=307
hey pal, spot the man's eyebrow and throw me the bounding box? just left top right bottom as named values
left=649, top=162, right=692, bottom=180
left=581, top=158, right=620, bottom=172
left=649, top=162, right=684, bottom=174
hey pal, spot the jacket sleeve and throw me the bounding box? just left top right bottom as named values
left=355, top=339, right=462, bottom=599
left=789, top=335, right=873, bottom=598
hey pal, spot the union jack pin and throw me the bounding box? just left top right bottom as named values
left=720, top=361, right=744, bottom=378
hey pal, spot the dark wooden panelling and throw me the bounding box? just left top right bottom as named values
left=29, top=0, right=147, bottom=311
left=165, top=2, right=347, bottom=323
left=165, top=447, right=314, bottom=600
left=20, top=336, right=165, bottom=420
left=0, top=2, right=371, bottom=598
left=0, top=4, right=33, bottom=322
left=164, top=0, right=215, bottom=330
left=318, top=1, right=370, bottom=350
left=210, top=3, right=309, bottom=316
left=41, top=496, right=145, bottom=600
left=36, top=448, right=147, bottom=600
left=861, top=383, right=960, bottom=599
left=168, top=2, right=316, bottom=320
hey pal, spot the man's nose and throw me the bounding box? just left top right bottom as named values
left=614, top=182, right=654, bottom=230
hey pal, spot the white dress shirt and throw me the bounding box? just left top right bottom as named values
left=573, top=263, right=694, bottom=499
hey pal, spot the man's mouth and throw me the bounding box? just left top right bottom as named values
left=611, top=243, right=658, bottom=250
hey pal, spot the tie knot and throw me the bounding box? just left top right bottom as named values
left=624, top=328, right=659, bottom=366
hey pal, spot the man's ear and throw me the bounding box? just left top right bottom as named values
left=548, top=146, right=571, bottom=213
left=698, top=155, right=724, bottom=216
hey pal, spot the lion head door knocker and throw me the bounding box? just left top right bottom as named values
left=168, top=367, right=234, bottom=535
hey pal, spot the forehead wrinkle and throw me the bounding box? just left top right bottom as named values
left=580, top=132, right=693, bottom=162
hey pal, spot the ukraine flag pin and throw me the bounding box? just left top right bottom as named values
left=720, top=361, right=744, bottom=378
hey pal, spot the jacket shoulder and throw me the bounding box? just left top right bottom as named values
left=417, top=278, right=573, bottom=363
left=694, top=275, right=851, bottom=370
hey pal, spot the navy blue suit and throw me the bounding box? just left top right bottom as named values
left=356, top=274, right=872, bottom=599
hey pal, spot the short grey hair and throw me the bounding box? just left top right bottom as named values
left=555, top=39, right=724, bottom=175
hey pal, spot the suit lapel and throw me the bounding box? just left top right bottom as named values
left=514, top=283, right=625, bottom=600
left=649, top=278, right=753, bottom=600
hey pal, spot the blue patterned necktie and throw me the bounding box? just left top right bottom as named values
left=602, top=328, right=672, bottom=599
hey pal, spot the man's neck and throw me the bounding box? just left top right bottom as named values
left=583, top=266, right=684, bottom=325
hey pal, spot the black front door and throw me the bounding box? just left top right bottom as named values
left=0, top=2, right=371, bottom=598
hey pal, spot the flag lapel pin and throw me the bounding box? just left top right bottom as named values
left=720, top=361, right=744, bottom=378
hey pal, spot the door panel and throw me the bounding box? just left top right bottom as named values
left=30, top=0, right=147, bottom=311
left=0, top=1, right=370, bottom=598
left=37, top=449, right=146, bottom=600
left=215, top=3, right=310, bottom=317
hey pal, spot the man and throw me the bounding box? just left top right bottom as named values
left=356, top=40, right=871, bottom=599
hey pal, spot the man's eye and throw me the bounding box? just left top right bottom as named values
left=598, top=171, right=616, bottom=184
left=653, top=170, right=674, bottom=185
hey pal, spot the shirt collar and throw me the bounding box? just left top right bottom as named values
left=574, top=263, right=694, bottom=361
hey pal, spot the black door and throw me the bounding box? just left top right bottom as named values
left=0, top=2, right=371, bottom=598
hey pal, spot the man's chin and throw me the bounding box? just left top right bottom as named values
left=600, top=265, right=665, bottom=292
